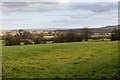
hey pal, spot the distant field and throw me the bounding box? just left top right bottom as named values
left=91, top=33, right=111, bottom=37
left=2, top=40, right=118, bottom=78
left=43, top=36, right=54, bottom=39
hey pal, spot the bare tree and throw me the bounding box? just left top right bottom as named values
left=82, top=28, right=91, bottom=41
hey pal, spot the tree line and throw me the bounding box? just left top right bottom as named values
left=3, top=31, right=46, bottom=46
left=2, top=28, right=120, bottom=46
left=54, top=28, right=91, bottom=43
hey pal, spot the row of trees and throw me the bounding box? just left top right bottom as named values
left=54, top=29, right=91, bottom=43
left=4, top=31, right=46, bottom=46
left=4, top=29, right=92, bottom=46
left=53, top=28, right=120, bottom=42
left=3, top=28, right=119, bottom=46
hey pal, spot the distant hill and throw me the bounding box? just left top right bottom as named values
left=65, top=25, right=118, bottom=33
left=1, top=25, right=118, bottom=34
left=101, top=25, right=118, bottom=30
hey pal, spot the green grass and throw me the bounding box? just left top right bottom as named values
left=2, top=40, right=118, bottom=78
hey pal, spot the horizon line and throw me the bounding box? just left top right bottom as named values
left=1, top=24, right=118, bottom=31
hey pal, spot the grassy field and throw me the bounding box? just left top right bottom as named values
left=2, top=40, right=118, bottom=78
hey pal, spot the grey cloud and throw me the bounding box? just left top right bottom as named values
left=2, top=2, right=118, bottom=13
left=71, top=2, right=118, bottom=13
left=46, top=10, right=118, bottom=20
left=52, top=11, right=118, bottom=26
left=70, top=12, right=118, bottom=20
left=3, top=2, right=27, bottom=7
left=2, top=2, right=71, bottom=13
left=52, top=17, right=117, bottom=28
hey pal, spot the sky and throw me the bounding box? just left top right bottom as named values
left=0, top=0, right=119, bottom=30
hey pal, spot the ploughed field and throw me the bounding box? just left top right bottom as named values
left=2, top=40, right=118, bottom=78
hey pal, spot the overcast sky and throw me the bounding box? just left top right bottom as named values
left=0, top=0, right=119, bottom=30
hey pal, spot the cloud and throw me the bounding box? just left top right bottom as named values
left=52, top=10, right=118, bottom=27
left=53, top=17, right=79, bottom=24
left=71, top=2, right=118, bottom=13
left=2, top=0, right=119, bottom=2
left=39, top=0, right=71, bottom=4
left=46, top=9, right=118, bottom=20
left=0, top=18, right=29, bottom=21
left=2, top=2, right=72, bottom=13
left=2, top=2, right=118, bottom=13
left=70, top=11, right=118, bottom=20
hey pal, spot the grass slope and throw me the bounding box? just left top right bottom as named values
left=2, top=41, right=118, bottom=78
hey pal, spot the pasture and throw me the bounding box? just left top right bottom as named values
left=2, top=40, right=118, bottom=78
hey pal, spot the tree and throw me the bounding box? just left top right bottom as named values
left=54, top=32, right=67, bottom=43
left=14, top=33, right=21, bottom=45
left=67, top=30, right=78, bottom=42
left=110, top=29, right=120, bottom=41
left=4, top=33, right=21, bottom=46
left=82, top=28, right=91, bottom=41
left=4, top=33, right=14, bottom=46
left=33, top=33, right=46, bottom=44
left=22, top=31, right=33, bottom=39
left=53, top=30, right=84, bottom=43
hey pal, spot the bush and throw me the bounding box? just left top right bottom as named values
left=54, top=33, right=67, bottom=43
left=81, top=28, right=92, bottom=41
left=53, top=30, right=84, bottom=43
left=110, top=29, right=120, bottom=41
left=20, top=39, right=33, bottom=45
left=4, top=33, right=21, bottom=46
left=33, top=38, right=46, bottom=44
left=24, top=41, right=33, bottom=45
left=13, top=34, right=21, bottom=45
left=4, top=33, right=14, bottom=46
left=19, top=31, right=33, bottom=39
left=33, top=33, right=46, bottom=44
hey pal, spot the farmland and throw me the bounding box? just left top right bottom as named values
left=2, top=40, right=118, bottom=78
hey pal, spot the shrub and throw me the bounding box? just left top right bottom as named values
left=4, top=33, right=21, bottom=46
left=4, top=34, right=13, bottom=46
left=81, top=28, right=92, bottom=41
left=5, top=34, right=20, bottom=46
left=53, top=30, right=84, bottom=43
left=24, top=41, right=33, bottom=45
left=53, top=33, right=67, bottom=43
left=4, top=32, right=24, bottom=46
left=19, top=31, right=33, bottom=39
left=110, top=29, right=120, bottom=41
left=77, top=34, right=84, bottom=41
left=20, top=39, right=33, bottom=45
left=67, top=30, right=78, bottom=42
left=13, top=34, right=21, bottom=45
left=33, top=33, right=46, bottom=44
